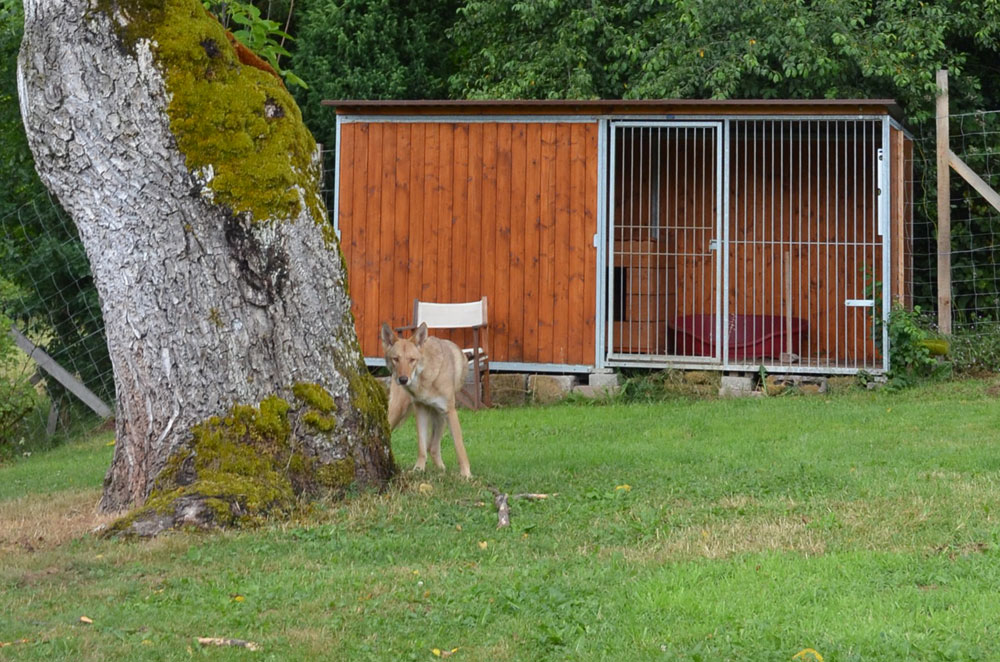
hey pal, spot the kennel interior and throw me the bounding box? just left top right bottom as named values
left=609, top=117, right=911, bottom=373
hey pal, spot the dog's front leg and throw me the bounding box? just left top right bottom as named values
left=387, top=381, right=414, bottom=430
left=413, top=405, right=432, bottom=472
left=429, top=412, right=447, bottom=471
left=446, top=407, right=472, bottom=479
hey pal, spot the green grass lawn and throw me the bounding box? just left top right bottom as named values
left=3, top=379, right=1000, bottom=660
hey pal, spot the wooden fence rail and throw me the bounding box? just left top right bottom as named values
left=8, top=325, right=112, bottom=419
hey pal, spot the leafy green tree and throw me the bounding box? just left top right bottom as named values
left=448, top=0, right=637, bottom=100
left=290, top=0, right=461, bottom=152
left=447, top=0, right=1000, bottom=120
left=624, top=0, right=998, bottom=123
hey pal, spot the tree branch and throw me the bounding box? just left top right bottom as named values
left=487, top=487, right=552, bottom=528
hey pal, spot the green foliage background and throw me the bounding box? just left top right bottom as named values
left=3, top=0, right=1000, bottom=404
left=445, top=0, right=1000, bottom=121
left=290, top=0, right=461, bottom=153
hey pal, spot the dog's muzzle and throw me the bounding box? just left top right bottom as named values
left=397, top=376, right=409, bottom=385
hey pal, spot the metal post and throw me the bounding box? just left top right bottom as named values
left=881, top=119, right=892, bottom=372
left=595, top=118, right=609, bottom=370
left=332, top=114, right=343, bottom=239
left=936, top=69, right=952, bottom=335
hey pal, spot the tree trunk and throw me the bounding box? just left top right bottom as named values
left=17, top=0, right=394, bottom=525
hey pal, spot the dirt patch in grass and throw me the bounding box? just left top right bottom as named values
left=14, top=565, right=64, bottom=587
left=602, top=515, right=827, bottom=563
left=715, top=494, right=762, bottom=510
left=933, top=540, right=990, bottom=559
left=665, top=516, right=828, bottom=559
left=0, top=488, right=115, bottom=553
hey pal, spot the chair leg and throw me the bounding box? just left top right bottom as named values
left=471, top=328, right=483, bottom=410
left=482, top=366, right=491, bottom=408
left=481, top=326, right=491, bottom=408
left=472, top=357, right=482, bottom=410
left=455, top=388, right=475, bottom=410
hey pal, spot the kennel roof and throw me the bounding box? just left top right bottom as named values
left=322, top=98, right=904, bottom=121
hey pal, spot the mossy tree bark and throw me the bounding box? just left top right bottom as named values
left=17, top=0, right=394, bottom=524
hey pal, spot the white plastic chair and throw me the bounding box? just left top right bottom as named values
left=406, top=296, right=491, bottom=409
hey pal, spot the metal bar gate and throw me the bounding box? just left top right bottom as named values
left=606, top=118, right=887, bottom=375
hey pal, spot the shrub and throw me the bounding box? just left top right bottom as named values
left=885, top=305, right=950, bottom=388
left=948, top=321, right=1000, bottom=376
left=0, top=312, right=40, bottom=452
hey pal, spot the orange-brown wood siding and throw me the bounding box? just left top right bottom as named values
left=338, top=121, right=601, bottom=365
left=891, top=127, right=914, bottom=308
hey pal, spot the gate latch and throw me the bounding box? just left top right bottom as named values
left=709, top=239, right=719, bottom=252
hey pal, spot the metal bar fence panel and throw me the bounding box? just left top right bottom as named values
left=607, top=121, right=721, bottom=365
left=606, top=118, right=886, bottom=374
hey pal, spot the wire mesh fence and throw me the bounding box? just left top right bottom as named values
left=1, top=113, right=999, bottom=449
left=907, top=132, right=936, bottom=318
left=908, top=110, right=1000, bottom=337
left=0, top=191, right=113, bottom=446
left=944, top=111, right=1000, bottom=330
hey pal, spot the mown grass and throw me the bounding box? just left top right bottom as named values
left=3, top=379, right=1000, bottom=660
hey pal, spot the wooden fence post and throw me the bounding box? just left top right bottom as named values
left=8, top=325, right=112, bottom=419
left=936, top=68, right=952, bottom=335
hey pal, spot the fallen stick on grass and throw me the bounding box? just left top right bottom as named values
left=0, top=639, right=30, bottom=648
left=487, top=488, right=553, bottom=528
left=512, top=493, right=550, bottom=500
left=197, top=637, right=261, bottom=651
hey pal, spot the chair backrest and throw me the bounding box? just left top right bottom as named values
left=413, top=297, right=488, bottom=330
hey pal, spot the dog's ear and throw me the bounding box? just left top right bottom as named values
left=380, top=322, right=397, bottom=351
left=413, top=322, right=429, bottom=347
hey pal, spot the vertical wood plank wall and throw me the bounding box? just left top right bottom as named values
left=890, top=127, right=914, bottom=308
left=338, top=120, right=600, bottom=366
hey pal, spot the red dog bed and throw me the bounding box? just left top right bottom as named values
left=670, top=314, right=807, bottom=360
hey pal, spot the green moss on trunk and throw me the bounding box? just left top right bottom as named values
left=315, top=458, right=355, bottom=489
left=97, top=0, right=323, bottom=224
left=292, top=382, right=336, bottom=413
left=104, top=383, right=362, bottom=537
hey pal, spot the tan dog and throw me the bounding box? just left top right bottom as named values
left=381, top=322, right=472, bottom=478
